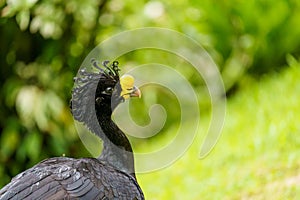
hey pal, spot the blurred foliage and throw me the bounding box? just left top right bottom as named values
left=139, top=58, right=300, bottom=199
left=0, top=0, right=300, bottom=198
left=0, top=0, right=108, bottom=186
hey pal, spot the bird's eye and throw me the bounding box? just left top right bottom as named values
left=105, top=87, right=113, bottom=93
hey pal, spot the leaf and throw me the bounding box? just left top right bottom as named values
left=16, top=10, right=30, bottom=30
left=0, top=122, right=20, bottom=160
left=24, top=131, right=42, bottom=161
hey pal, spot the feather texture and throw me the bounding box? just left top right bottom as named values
left=0, top=157, right=144, bottom=200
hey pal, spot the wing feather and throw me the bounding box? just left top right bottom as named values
left=0, top=157, right=144, bottom=200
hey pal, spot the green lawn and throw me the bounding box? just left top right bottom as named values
left=137, top=63, right=300, bottom=199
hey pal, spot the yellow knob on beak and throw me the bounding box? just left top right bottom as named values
left=120, top=74, right=141, bottom=99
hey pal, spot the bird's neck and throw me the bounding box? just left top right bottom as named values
left=96, top=106, right=136, bottom=177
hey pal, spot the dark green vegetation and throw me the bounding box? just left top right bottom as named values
left=1, top=0, right=300, bottom=198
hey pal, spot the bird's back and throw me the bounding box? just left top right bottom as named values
left=0, top=157, right=144, bottom=200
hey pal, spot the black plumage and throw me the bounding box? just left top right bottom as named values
left=0, top=60, right=144, bottom=200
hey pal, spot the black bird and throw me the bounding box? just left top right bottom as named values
left=0, top=60, right=144, bottom=199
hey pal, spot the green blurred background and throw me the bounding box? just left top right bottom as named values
left=0, top=0, right=300, bottom=199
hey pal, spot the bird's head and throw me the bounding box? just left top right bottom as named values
left=95, top=61, right=141, bottom=112
left=71, top=60, right=141, bottom=128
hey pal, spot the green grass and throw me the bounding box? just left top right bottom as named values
left=137, top=64, right=300, bottom=199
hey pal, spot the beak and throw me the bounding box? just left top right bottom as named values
left=130, top=86, right=141, bottom=98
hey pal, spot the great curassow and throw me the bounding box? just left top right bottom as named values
left=0, top=60, right=144, bottom=199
